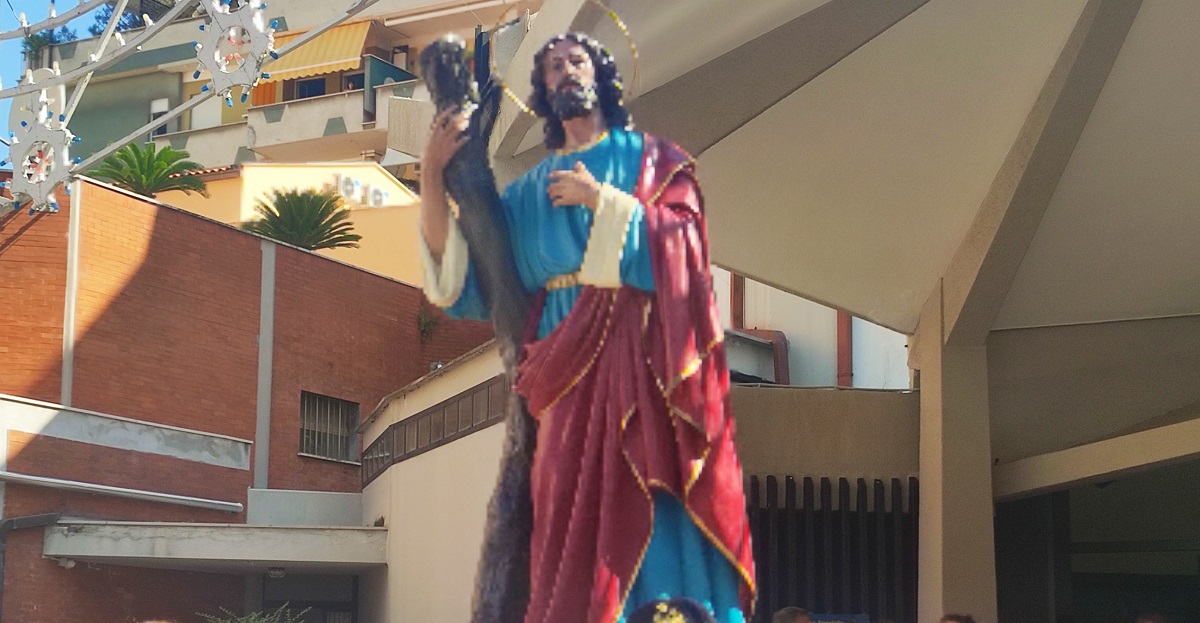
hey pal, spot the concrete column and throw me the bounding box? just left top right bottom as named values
left=253, top=240, right=276, bottom=489
left=916, top=282, right=998, bottom=622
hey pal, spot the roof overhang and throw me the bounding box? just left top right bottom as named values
left=43, top=520, right=387, bottom=574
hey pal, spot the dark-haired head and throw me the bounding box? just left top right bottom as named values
left=529, top=32, right=632, bottom=150
left=772, top=606, right=811, bottom=623
left=940, top=615, right=977, bottom=623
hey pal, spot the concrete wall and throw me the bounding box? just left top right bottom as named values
left=743, top=278, right=838, bottom=386
left=71, top=72, right=181, bottom=161
left=852, top=317, right=910, bottom=390
left=248, top=91, right=366, bottom=149
left=246, top=488, right=362, bottom=526
left=154, top=121, right=250, bottom=169
left=710, top=267, right=911, bottom=389
left=732, top=385, right=920, bottom=481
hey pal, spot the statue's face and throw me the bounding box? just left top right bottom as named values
left=542, top=41, right=599, bottom=120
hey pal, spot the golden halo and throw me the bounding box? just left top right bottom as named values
left=488, top=0, right=639, bottom=118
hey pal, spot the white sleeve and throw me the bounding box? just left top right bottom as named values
left=577, top=183, right=639, bottom=289
left=418, top=216, right=470, bottom=307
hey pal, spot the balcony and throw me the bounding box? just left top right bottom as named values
left=247, top=89, right=383, bottom=161
left=242, top=54, right=415, bottom=162
left=154, top=121, right=251, bottom=168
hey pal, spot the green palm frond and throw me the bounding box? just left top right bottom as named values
left=88, top=142, right=209, bottom=198
left=241, top=189, right=363, bottom=251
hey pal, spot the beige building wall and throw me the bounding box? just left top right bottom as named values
left=158, top=176, right=244, bottom=224
left=237, top=162, right=418, bottom=221
left=359, top=345, right=919, bottom=621
left=160, top=162, right=425, bottom=285
left=316, top=204, right=422, bottom=286
left=361, top=346, right=504, bottom=623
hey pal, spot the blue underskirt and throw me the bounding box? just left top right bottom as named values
left=618, top=493, right=747, bottom=623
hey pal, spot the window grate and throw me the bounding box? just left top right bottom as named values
left=300, top=391, right=359, bottom=462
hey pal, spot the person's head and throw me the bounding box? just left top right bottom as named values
left=771, top=606, right=811, bottom=623
left=1135, top=614, right=1168, bottom=623
left=529, top=32, right=632, bottom=149
left=941, top=615, right=977, bottom=623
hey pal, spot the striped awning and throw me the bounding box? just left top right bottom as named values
left=261, top=21, right=371, bottom=84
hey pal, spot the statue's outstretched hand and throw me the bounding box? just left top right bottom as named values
left=419, top=108, right=470, bottom=260
left=547, top=162, right=601, bottom=211
left=423, top=108, right=471, bottom=176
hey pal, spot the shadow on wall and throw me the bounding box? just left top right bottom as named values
left=0, top=179, right=492, bottom=621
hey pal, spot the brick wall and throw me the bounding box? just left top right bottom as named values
left=0, top=179, right=493, bottom=619
left=3, top=525, right=243, bottom=623
left=6, top=431, right=246, bottom=521
left=0, top=182, right=69, bottom=402
left=268, top=247, right=492, bottom=492
left=417, top=299, right=495, bottom=373
left=70, top=183, right=263, bottom=438
left=3, top=433, right=247, bottom=623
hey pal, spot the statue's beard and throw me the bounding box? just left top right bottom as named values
left=549, top=82, right=598, bottom=121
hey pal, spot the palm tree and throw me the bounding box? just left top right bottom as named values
left=89, top=143, right=209, bottom=198
left=241, top=189, right=362, bottom=250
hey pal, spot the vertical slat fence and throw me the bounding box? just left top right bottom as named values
left=746, top=475, right=919, bottom=623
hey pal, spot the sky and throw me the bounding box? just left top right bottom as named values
left=1, top=0, right=98, bottom=166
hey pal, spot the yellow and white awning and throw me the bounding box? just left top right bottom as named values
left=261, top=21, right=371, bottom=84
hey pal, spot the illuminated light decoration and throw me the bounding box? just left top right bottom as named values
left=2, top=0, right=386, bottom=212
left=1, top=68, right=74, bottom=216
left=193, top=0, right=277, bottom=107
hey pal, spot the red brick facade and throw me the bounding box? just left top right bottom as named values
left=0, top=180, right=68, bottom=403
left=0, top=180, right=493, bottom=621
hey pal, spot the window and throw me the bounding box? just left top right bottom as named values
left=342, top=72, right=364, bottom=91
left=361, top=375, right=509, bottom=485
left=296, top=77, right=327, bottom=99
left=149, top=98, right=170, bottom=137
left=300, top=392, right=359, bottom=462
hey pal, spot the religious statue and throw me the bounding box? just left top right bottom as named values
left=418, top=27, right=756, bottom=623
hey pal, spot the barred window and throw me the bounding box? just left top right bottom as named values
left=300, top=391, right=359, bottom=462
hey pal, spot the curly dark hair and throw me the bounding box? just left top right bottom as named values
left=529, top=32, right=633, bottom=150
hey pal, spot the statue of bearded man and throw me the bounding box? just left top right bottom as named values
left=419, top=32, right=756, bottom=623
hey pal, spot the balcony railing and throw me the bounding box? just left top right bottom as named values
left=248, top=89, right=370, bottom=152
left=373, top=79, right=420, bottom=131
left=153, top=121, right=250, bottom=168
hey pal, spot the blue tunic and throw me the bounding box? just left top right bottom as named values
left=444, top=128, right=653, bottom=339
left=442, top=128, right=744, bottom=623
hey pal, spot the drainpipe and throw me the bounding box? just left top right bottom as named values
left=0, top=513, right=61, bottom=623
left=837, top=310, right=854, bottom=387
